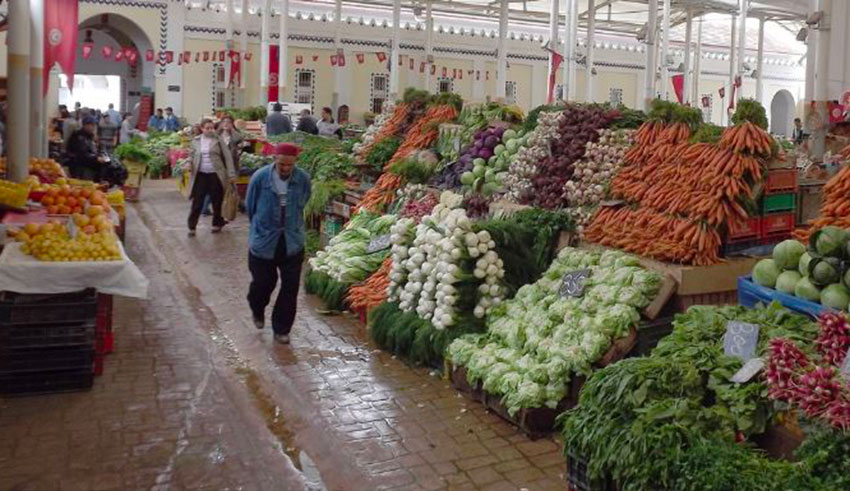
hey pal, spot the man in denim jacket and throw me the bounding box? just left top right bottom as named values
left=245, top=143, right=312, bottom=344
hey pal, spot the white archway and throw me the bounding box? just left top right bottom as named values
left=770, top=89, right=796, bottom=137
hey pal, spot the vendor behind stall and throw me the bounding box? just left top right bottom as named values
left=66, top=115, right=105, bottom=181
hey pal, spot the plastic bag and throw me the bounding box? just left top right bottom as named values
left=223, top=183, right=238, bottom=221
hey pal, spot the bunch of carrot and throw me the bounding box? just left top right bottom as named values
left=719, top=121, right=773, bottom=156
left=346, top=258, right=392, bottom=312
left=794, top=151, right=850, bottom=242
left=384, top=104, right=458, bottom=170
left=585, top=206, right=722, bottom=266
left=358, top=103, right=412, bottom=157
left=355, top=173, right=403, bottom=213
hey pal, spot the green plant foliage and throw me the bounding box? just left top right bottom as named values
left=114, top=142, right=153, bottom=164
left=304, top=269, right=348, bottom=311
left=608, top=105, right=647, bottom=130
left=305, top=230, right=320, bottom=258
left=305, top=179, right=346, bottom=217
left=690, top=123, right=725, bottom=144
left=732, top=99, right=769, bottom=129
left=364, top=136, right=402, bottom=172
left=387, top=158, right=435, bottom=184
left=220, top=106, right=268, bottom=121
left=648, top=99, right=703, bottom=129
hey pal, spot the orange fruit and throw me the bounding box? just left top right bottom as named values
left=87, top=205, right=104, bottom=217
left=23, top=223, right=39, bottom=236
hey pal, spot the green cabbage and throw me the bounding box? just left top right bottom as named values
left=752, top=259, right=781, bottom=288
left=821, top=283, right=850, bottom=310
left=798, top=252, right=812, bottom=277
left=811, top=226, right=847, bottom=257
left=808, top=257, right=841, bottom=286
left=775, top=270, right=801, bottom=294
left=794, top=276, right=821, bottom=302
left=772, top=240, right=806, bottom=270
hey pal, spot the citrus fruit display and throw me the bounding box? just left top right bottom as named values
left=0, top=179, right=31, bottom=209
left=0, top=157, right=67, bottom=182
left=15, top=219, right=122, bottom=262
left=39, top=184, right=111, bottom=216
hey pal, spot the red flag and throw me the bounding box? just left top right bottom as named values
left=671, top=74, right=685, bottom=104
left=701, top=96, right=710, bottom=108
left=357, top=53, right=365, bottom=64
left=146, top=49, right=154, bottom=62
left=430, top=65, right=436, bottom=75
left=245, top=52, right=253, bottom=61
left=203, top=51, right=210, bottom=62
left=829, top=102, right=846, bottom=123
left=312, top=55, right=319, bottom=62
left=420, top=62, right=425, bottom=73
left=377, top=52, right=387, bottom=63
left=409, top=58, right=414, bottom=70
left=195, top=52, right=200, bottom=63
left=458, top=70, right=463, bottom=80
left=81, top=43, right=93, bottom=60
left=127, top=49, right=138, bottom=66
left=442, top=67, right=447, bottom=77
left=330, top=55, right=338, bottom=66
left=452, top=68, right=457, bottom=79
left=547, top=51, right=564, bottom=103
left=718, top=87, right=726, bottom=99
left=165, top=51, right=174, bottom=64
left=338, top=53, right=346, bottom=67
left=101, top=45, right=112, bottom=59
left=114, top=50, right=124, bottom=62
left=296, top=55, right=303, bottom=65
left=44, top=0, right=79, bottom=95
left=268, top=45, right=280, bottom=102
left=219, top=51, right=225, bottom=62
left=229, top=50, right=241, bottom=87
left=183, top=51, right=191, bottom=64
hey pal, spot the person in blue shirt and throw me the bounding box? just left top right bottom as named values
left=147, top=108, right=165, bottom=132
left=245, top=143, right=311, bottom=344
left=106, top=103, right=121, bottom=126
left=163, top=107, right=180, bottom=132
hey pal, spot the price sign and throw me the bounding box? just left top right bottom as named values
left=599, top=200, right=625, bottom=208
left=559, top=269, right=591, bottom=298
left=723, top=321, right=760, bottom=361
left=840, top=348, right=850, bottom=379
left=731, top=357, right=765, bottom=384
left=367, top=234, right=392, bottom=254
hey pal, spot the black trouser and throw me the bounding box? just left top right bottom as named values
left=188, top=172, right=225, bottom=230
left=247, top=234, right=304, bottom=335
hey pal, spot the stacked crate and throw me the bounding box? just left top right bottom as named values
left=0, top=290, right=99, bottom=395
left=724, top=169, right=798, bottom=255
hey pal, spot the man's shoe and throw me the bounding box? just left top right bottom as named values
left=253, top=316, right=264, bottom=330
left=211, top=225, right=223, bottom=233
left=188, top=229, right=196, bottom=237
left=274, top=334, right=290, bottom=344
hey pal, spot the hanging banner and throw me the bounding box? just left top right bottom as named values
left=671, top=74, right=685, bottom=104
left=114, top=50, right=124, bottom=62
left=338, top=53, right=346, bottom=67
left=81, top=43, right=93, bottom=60
left=718, top=87, right=726, bottom=99
left=195, top=52, right=200, bottom=63
left=127, top=49, right=138, bottom=66
left=312, top=55, right=319, bottom=62
left=268, top=44, right=280, bottom=103
left=442, top=67, right=447, bottom=77
left=146, top=49, right=155, bottom=62
left=330, top=54, right=338, bottom=66
left=452, top=68, right=457, bottom=79
left=409, top=58, right=414, bottom=70
left=458, top=70, right=463, bottom=80
left=165, top=51, right=174, bottom=65
left=245, top=52, right=253, bottom=61
left=44, top=0, right=79, bottom=95
left=183, top=51, right=191, bottom=64
left=101, top=45, right=112, bottom=59
left=229, top=50, right=241, bottom=88
left=398, top=56, right=404, bottom=67
left=177, top=53, right=183, bottom=65
left=420, top=62, right=425, bottom=73
left=701, top=96, right=710, bottom=108
left=376, top=52, right=387, bottom=63
left=476, top=70, right=480, bottom=81
left=357, top=53, right=365, bottom=64
left=828, top=102, right=846, bottom=123
left=547, top=50, right=564, bottom=104
left=430, top=64, right=436, bottom=75
left=203, top=51, right=210, bottom=62
left=295, top=55, right=303, bottom=65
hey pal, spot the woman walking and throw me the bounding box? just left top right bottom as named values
left=218, top=115, right=245, bottom=171
left=187, top=119, right=235, bottom=236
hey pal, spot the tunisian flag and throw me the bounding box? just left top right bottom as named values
left=671, top=74, right=685, bottom=104
left=44, top=0, right=79, bottom=95
left=547, top=50, right=564, bottom=104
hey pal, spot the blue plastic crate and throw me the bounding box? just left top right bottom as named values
left=738, top=276, right=830, bottom=318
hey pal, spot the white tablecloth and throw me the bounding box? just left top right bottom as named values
left=0, top=242, right=149, bottom=298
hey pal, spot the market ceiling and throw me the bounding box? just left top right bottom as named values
left=184, top=0, right=807, bottom=55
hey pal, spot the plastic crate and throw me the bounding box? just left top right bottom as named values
left=728, top=217, right=760, bottom=241
left=759, top=212, right=795, bottom=239
left=761, top=193, right=796, bottom=214
left=722, top=238, right=760, bottom=257
left=0, top=321, right=95, bottom=349
left=738, top=276, right=828, bottom=318
left=0, top=298, right=97, bottom=326
left=629, top=317, right=675, bottom=357
left=764, top=169, right=798, bottom=195
left=0, top=369, right=94, bottom=395
left=0, top=345, right=94, bottom=373
left=566, top=448, right=611, bottom=491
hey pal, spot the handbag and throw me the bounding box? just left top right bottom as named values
left=223, top=183, right=239, bottom=221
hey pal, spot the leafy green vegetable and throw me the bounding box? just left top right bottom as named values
left=647, top=99, right=703, bottom=129
left=364, top=136, right=402, bottom=172
left=732, top=99, right=769, bottom=129
left=689, top=123, right=725, bottom=144
left=387, top=158, right=435, bottom=184
left=304, top=179, right=346, bottom=217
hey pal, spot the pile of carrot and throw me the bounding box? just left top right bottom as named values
left=358, top=103, right=412, bottom=157
left=586, top=119, right=770, bottom=265
left=384, top=104, right=458, bottom=169
left=355, top=173, right=403, bottom=213
left=346, top=258, right=392, bottom=312
left=793, top=148, right=850, bottom=242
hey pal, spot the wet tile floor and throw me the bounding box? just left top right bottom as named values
left=0, top=180, right=566, bottom=491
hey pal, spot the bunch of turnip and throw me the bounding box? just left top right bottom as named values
left=433, top=127, right=504, bottom=190
left=563, top=128, right=635, bottom=230
left=503, top=111, right=563, bottom=203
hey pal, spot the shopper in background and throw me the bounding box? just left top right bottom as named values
left=265, top=103, right=292, bottom=136
left=187, top=119, right=235, bottom=236
left=295, top=109, right=319, bottom=135
left=317, top=107, right=342, bottom=138
left=218, top=115, right=244, bottom=171
left=245, top=143, right=312, bottom=344
left=164, top=107, right=181, bottom=132
left=148, top=108, right=165, bottom=132
left=106, top=103, right=121, bottom=126
left=792, top=118, right=806, bottom=146
left=98, top=113, right=119, bottom=155
left=66, top=115, right=105, bottom=181
left=119, top=113, right=137, bottom=144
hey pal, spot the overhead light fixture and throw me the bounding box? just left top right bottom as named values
left=750, top=69, right=759, bottom=79
left=797, top=27, right=808, bottom=42
left=807, top=11, right=823, bottom=26
left=636, top=24, right=648, bottom=42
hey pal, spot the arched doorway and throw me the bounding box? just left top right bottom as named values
left=770, top=90, right=796, bottom=137
left=69, top=14, right=154, bottom=115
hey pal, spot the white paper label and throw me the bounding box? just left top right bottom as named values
left=731, top=357, right=765, bottom=384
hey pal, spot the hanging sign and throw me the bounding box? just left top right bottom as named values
left=357, top=53, right=365, bottom=64
left=146, top=49, right=155, bottom=62
left=101, top=45, right=113, bottom=59
left=419, top=62, right=425, bottom=73
left=81, top=43, right=93, bottom=60
left=376, top=52, right=387, bottom=63
left=723, top=321, right=759, bottom=362
left=295, top=55, right=303, bottom=65
left=312, top=55, right=319, bottom=62
left=330, top=54, right=338, bottom=66
left=559, top=269, right=592, bottom=298
left=203, top=51, right=210, bottom=62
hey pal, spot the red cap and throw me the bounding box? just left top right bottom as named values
left=274, top=143, right=301, bottom=157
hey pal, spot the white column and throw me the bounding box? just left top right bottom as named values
left=726, top=14, right=737, bottom=126
left=389, top=0, right=401, bottom=98
left=260, top=0, right=271, bottom=104
left=424, top=1, right=434, bottom=92
left=332, top=0, right=345, bottom=110
left=814, top=0, right=831, bottom=102
left=496, top=0, right=508, bottom=100
left=804, top=0, right=818, bottom=104
left=585, top=0, right=596, bottom=102
left=566, top=0, right=579, bottom=100
left=737, top=0, right=748, bottom=103
left=644, top=0, right=658, bottom=108
left=531, top=62, right=547, bottom=107
left=692, top=15, right=703, bottom=107
left=29, top=0, right=45, bottom=158
left=472, top=58, right=486, bottom=101
left=240, top=0, right=247, bottom=91
left=278, top=0, right=289, bottom=101
left=225, top=0, right=234, bottom=103
left=683, top=9, right=692, bottom=105
left=547, top=0, right=560, bottom=102
left=8, top=0, right=30, bottom=182
left=660, top=0, right=670, bottom=100
left=755, top=17, right=766, bottom=104
left=164, top=1, right=185, bottom=116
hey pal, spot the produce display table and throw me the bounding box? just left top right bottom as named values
left=1, top=208, right=50, bottom=225
left=0, top=242, right=149, bottom=299
left=737, top=276, right=827, bottom=318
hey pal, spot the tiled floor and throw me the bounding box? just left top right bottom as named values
left=0, top=179, right=565, bottom=490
